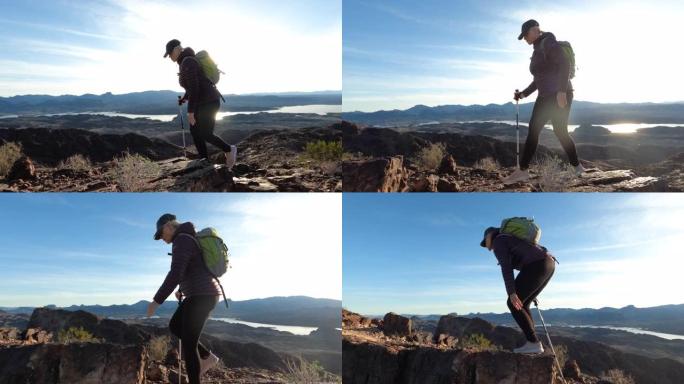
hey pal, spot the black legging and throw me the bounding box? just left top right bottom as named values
left=169, top=295, right=218, bottom=384
left=506, top=257, right=555, bottom=343
left=520, top=91, right=579, bottom=170
left=190, top=100, right=231, bottom=159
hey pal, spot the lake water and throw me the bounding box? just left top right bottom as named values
left=212, top=317, right=318, bottom=336
left=555, top=325, right=684, bottom=341
left=458, top=120, right=684, bottom=134
left=0, top=104, right=341, bottom=123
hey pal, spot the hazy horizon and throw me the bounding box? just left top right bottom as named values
left=0, top=295, right=342, bottom=310
left=349, top=302, right=684, bottom=318
left=0, top=89, right=342, bottom=99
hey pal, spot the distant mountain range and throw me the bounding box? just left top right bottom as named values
left=343, top=101, right=684, bottom=126
left=0, top=90, right=341, bottom=115
left=0, top=296, right=341, bottom=328
left=404, top=303, right=684, bottom=335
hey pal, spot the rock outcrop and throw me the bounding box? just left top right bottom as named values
left=343, top=156, right=409, bottom=192
left=382, top=313, right=412, bottom=337
left=0, top=343, right=147, bottom=384
left=0, top=128, right=182, bottom=166
left=27, top=307, right=148, bottom=345
left=342, top=122, right=680, bottom=192
left=0, top=125, right=341, bottom=192
left=0, top=307, right=314, bottom=383
left=343, top=311, right=559, bottom=384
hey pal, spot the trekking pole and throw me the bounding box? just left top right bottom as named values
left=533, top=299, right=566, bottom=384
left=177, top=294, right=182, bottom=384
left=515, top=89, right=520, bottom=169
left=177, top=96, right=187, bottom=158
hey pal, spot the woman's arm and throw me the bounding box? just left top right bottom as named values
left=153, top=235, right=193, bottom=304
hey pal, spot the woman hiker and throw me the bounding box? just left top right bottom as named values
left=147, top=213, right=221, bottom=384
left=164, top=39, right=237, bottom=168
left=480, top=226, right=556, bottom=354
left=504, top=19, right=585, bottom=185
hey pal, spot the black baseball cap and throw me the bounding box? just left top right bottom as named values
left=480, top=227, right=499, bottom=247
left=518, top=19, right=539, bottom=40
left=154, top=213, right=176, bottom=240
left=164, top=39, right=181, bottom=58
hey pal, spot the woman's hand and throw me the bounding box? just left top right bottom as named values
left=146, top=301, right=159, bottom=317
left=509, top=293, right=523, bottom=311
left=175, top=291, right=183, bottom=301
left=556, top=91, right=568, bottom=109
left=188, top=112, right=196, bottom=126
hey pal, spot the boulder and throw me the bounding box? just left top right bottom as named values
left=26, top=307, right=148, bottom=346
left=410, top=173, right=439, bottom=192
left=342, top=309, right=373, bottom=328
left=563, top=359, right=582, bottom=380
left=437, top=176, right=460, bottom=192
left=23, top=328, right=53, bottom=344
left=343, top=156, right=409, bottom=192
left=437, top=154, right=458, bottom=175
left=0, top=328, right=20, bottom=341
left=382, top=312, right=412, bottom=337
left=6, top=156, right=36, bottom=181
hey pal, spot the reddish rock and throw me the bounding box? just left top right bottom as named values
left=563, top=359, right=582, bottom=380
left=6, top=156, right=36, bottom=181
left=438, top=154, right=458, bottom=175
left=382, top=312, right=412, bottom=337
left=23, top=328, right=53, bottom=344
left=343, top=156, right=409, bottom=192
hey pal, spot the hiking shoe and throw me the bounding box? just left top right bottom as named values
left=503, top=168, right=530, bottom=185
left=226, top=145, right=237, bottom=169
left=199, top=352, right=220, bottom=376
left=514, top=341, right=544, bottom=354
left=574, top=163, right=587, bottom=176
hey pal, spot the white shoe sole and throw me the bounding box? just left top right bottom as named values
left=226, top=145, right=237, bottom=169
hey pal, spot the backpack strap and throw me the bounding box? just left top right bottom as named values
left=176, top=233, right=230, bottom=309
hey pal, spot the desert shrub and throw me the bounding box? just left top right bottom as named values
left=414, top=142, right=446, bottom=171
left=111, top=152, right=160, bottom=192
left=532, top=155, right=575, bottom=192
left=58, top=327, right=97, bottom=343
left=473, top=157, right=499, bottom=171
left=285, top=356, right=341, bottom=384
left=304, top=140, right=343, bottom=162
left=458, top=333, right=497, bottom=351
left=57, top=154, right=92, bottom=172
left=0, top=142, right=23, bottom=177
left=148, top=335, right=170, bottom=361
left=601, top=369, right=635, bottom=384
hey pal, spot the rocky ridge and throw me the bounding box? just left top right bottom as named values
left=342, top=122, right=681, bottom=192
left=0, top=307, right=338, bottom=383
left=0, top=125, right=341, bottom=192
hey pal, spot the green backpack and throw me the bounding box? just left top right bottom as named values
left=184, top=50, right=224, bottom=84
left=541, top=39, right=576, bottom=79
left=180, top=228, right=231, bottom=308
left=195, top=227, right=230, bottom=277
left=500, top=217, right=541, bottom=245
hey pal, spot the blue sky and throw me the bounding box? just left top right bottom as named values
left=0, top=193, right=341, bottom=307
left=0, top=0, right=341, bottom=96
left=343, top=193, right=684, bottom=315
left=343, top=0, right=684, bottom=111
